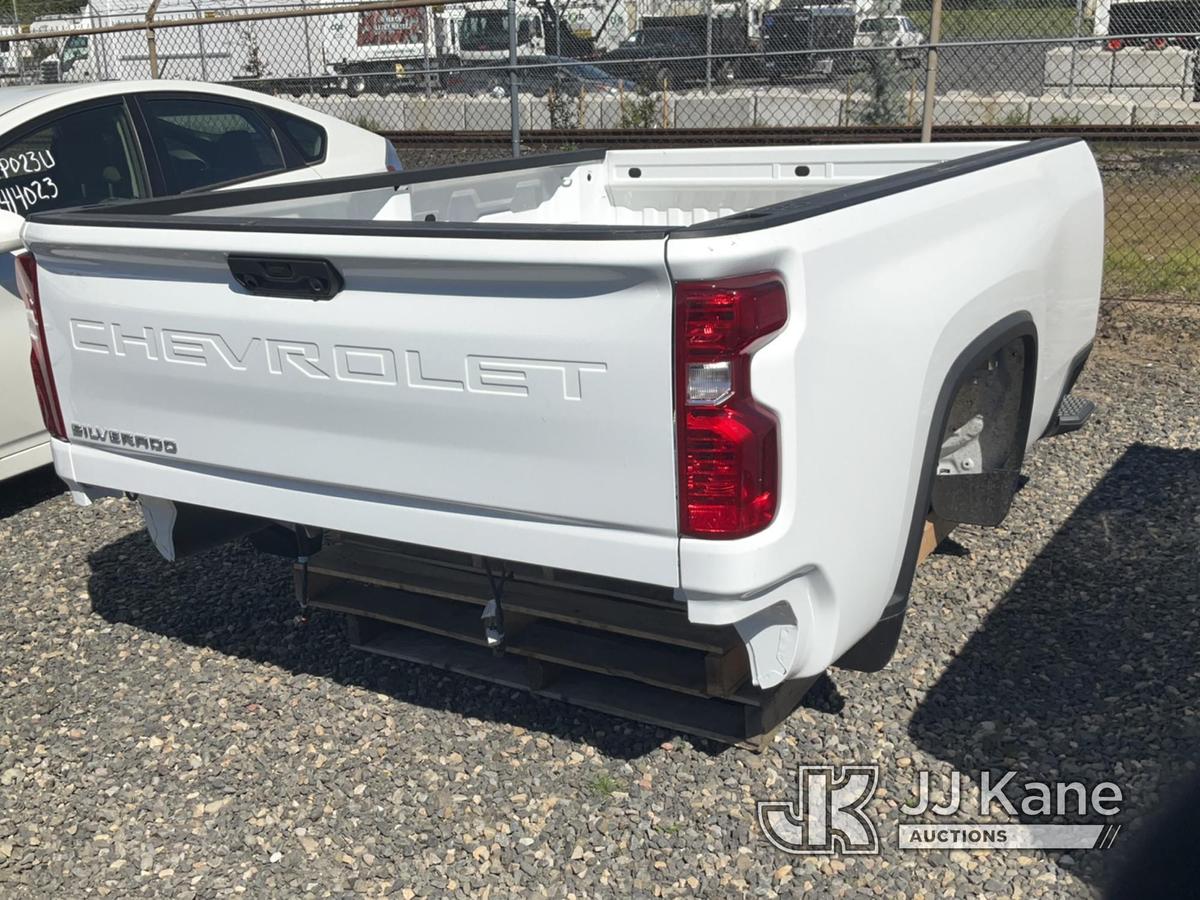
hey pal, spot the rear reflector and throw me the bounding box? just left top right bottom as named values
left=1106, top=38, right=1123, bottom=50
left=675, top=275, right=786, bottom=538
left=16, top=251, right=67, bottom=442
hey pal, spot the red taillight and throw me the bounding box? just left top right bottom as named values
left=675, top=274, right=786, bottom=538
left=16, top=251, right=67, bottom=441
left=1106, top=38, right=1123, bottom=51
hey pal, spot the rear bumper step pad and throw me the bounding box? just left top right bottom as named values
left=1046, top=394, right=1096, bottom=437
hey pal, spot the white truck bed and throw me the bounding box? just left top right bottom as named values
left=21, top=140, right=1104, bottom=687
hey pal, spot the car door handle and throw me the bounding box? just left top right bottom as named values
left=228, top=255, right=343, bottom=301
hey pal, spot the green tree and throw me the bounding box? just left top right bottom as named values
left=6, top=0, right=87, bottom=27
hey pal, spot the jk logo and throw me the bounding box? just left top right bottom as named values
left=757, top=765, right=880, bottom=855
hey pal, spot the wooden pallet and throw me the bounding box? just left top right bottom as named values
left=297, top=521, right=951, bottom=750
left=296, top=535, right=815, bottom=750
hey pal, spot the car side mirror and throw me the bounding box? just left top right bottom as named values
left=0, top=208, right=24, bottom=252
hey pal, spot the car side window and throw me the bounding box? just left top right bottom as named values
left=141, top=97, right=285, bottom=193
left=276, top=112, right=326, bottom=164
left=0, top=102, right=145, bottom=216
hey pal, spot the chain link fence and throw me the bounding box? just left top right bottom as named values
left=2, top=0, right=1198, bottom=297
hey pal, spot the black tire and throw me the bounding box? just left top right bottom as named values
left=347, top=76, right=366, bottom=98
left=439, top=56, right=462, bottom=90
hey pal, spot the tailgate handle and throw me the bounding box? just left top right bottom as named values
left=228, top=255, right=343, bottom=301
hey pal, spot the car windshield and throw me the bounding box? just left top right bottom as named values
left=460, top=11, right=512, bottom=50
left=859, top=17, right=898, bottom=33
left=569, top=62, right=615, bottom=81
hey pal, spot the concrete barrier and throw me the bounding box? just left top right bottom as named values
left=672, top=94, right=756, bottom=128
left=934, top=91, right=1030, bottom=126
left=403, top=98, right=466, bottom=131
left=463, top=97, right=517, bottom=131
left=754, top=91, right=843, bottom=127
left=841, top=91, right=924, bottom=128
left=1044, top=48, right=1116, bottom=89
left=304, top=97, right=406, bottom=131
left=518, top=92, right=621, bottom=130
left=303, top=84, right=1197, bottom=137
left=581, top=94, right=640, bottom=129
left=519, top=90, right=680, bottom=130
left=1029, top=95, right=1135, bottom=125
left=1044, top=47, right=1194, bottom=100
left=1132, top=99, right=1200, bottom=124
left=1067, top=85, right=1190, bottom=104
left=1113, top=47, right=1192, bottom=87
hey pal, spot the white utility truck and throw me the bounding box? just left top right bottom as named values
left=16, top=140, right=1101, bottom=706
left=36, top=0, right=332, bottom=95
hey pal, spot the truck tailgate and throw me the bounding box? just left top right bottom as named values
left=26, top=226, right=680, bottom=582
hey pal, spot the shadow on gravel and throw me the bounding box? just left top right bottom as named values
left=0, top=465, right=64, bottom=521
left=85, top=527, right=843, bottom=759
left=910, top=443, right=1200, bottom=891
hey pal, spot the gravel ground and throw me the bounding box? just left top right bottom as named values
left=1, top=301, right=1196, bottom=898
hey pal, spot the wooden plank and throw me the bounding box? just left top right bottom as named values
left=705, top=644, right=751, bottom=697
left=917, top=516, right=954, bottom=565
left=336, top=533, right=681, bottom=609
left=357, top=625, right=531, bottom=691
left=357, top=624, right=761, bottom=748
left=742, top=674, right=820, bottom=750
left=306, top=579, right=745, bottom=701
left=525, top=657, right=560, bottom=690
left=308, top=581, right=491, bottom=647
left=534, top=666, right=754, bottom=748
left=512, top=619, right=718, bottom=699
left=305, top=544, right=737, bottom=653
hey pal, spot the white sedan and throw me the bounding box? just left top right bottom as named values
left=0, top=79, right=401, bottom=481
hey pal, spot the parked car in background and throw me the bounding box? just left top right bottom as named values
left=446, top=56, right=633, bottom=96
left=598, top=26, right=709, bottom=88
left=762, top=1, right=857, bottom=82
left=0, top=79, right=401, bottom=482
left=855, top=15, right=925, bottom=67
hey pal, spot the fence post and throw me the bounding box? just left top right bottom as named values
left=1067, top=0, right=1085, bottom=97
left=508, top=0, right=520, bottom=157
left=918, top=0, right=943, bottom=142
left=188, top=0, right=209, bottom=81
left=423, top=4, right=433, bottom=97
left=145, top=0, right=163, bottom=79
left=705, top=0, right=712, bottom=91
left=302, top=0, right=313, bottom=80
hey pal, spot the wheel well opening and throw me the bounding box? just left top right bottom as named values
left=931, top=334, right=1037, bottom=527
